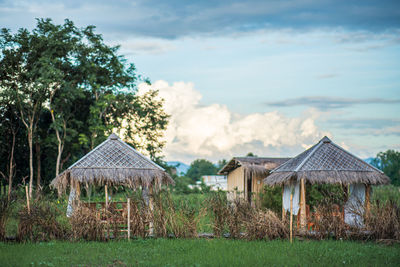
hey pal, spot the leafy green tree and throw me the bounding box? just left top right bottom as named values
left=0, top=18, right=170, bottom=191
left=186, top=159, right=218, bottom=182
left=372, top=150, right=400, bottom=186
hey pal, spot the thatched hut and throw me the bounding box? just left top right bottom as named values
left=51, top=133, right=173, bottom=215
left=218, top=157, right=290, bottom=205
left=263, top=136, right=390, bottom=228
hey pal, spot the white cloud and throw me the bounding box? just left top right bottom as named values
left=138, top=80, right=329, bottom=163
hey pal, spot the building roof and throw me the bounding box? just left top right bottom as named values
left=264, top=136, right=390, bottom=186
left=50, top=133, right=173, bottom=191
left=218, top=157, right=291, bottom=177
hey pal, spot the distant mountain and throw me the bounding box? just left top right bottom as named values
left=167, top=161, right=190, bottom=176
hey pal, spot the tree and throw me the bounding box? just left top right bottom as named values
left=186, top=159, right=218, bottom=182
left=0, top=27, right=53, bottom=198
left=0, top=18, right=170, bottom=191
left=372, top=150, right=400, bottom=186
left=0, top=90, right=20, bottom=199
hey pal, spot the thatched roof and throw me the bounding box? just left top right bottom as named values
left=218, top=157, right=291, bottom=177
left=51, top=133, right=173, bottom=191
left=264, top=136, right=390, bottom=186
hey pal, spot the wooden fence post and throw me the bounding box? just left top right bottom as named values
left=25, top=185, right=30, bottom=214
left=300, top=178, right=307, bottom=231
left=105, top=185, right=108, bottom=209
left=282, top=185, right=285, bottom=221
left=127, top=198, right=131, bottom=240
left=290, top=192, right=293, bottom=243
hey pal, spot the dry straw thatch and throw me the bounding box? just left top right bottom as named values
left=218, top=157, right=290, bottom=178
left=51, top=133, right=173, bottom=192
left=264, top=136, right=390, bottom=186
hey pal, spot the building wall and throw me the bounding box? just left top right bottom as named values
left=227, top=167, right=265, bottom=204
left=227, top=166, right=244, bottom=192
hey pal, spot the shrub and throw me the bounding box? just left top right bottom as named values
left=0, top=194, right=15, bottom=241
left=365, top=199, right=400, bottom=240
left=70, top=205, right=105, bottom=241
left=245, top=209, right=288, bottom=240
left=17, top=199, right=67, bottom=242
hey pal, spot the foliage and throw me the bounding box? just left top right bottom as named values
left=372, top=150, right=400, bottom=185
left=70, top=205, right=105, bottom=241
left=261, top=186, right=282, bottom=214
left=17, top=198, right=67, bottom=242
left=0, top=18, right=169, bottom=192
left=186, top=159, right=218, bottom=182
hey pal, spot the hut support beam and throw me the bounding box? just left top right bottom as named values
left=299, top=178, right=307, bottom=231
left=365, top=184, right=371, bottom=217
left=105, top=185, right=108, bottom=209
left=290, top=192, right=293, bottom=243
left=281, top=185, right=285, bottom=221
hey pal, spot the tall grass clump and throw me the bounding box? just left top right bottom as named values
left=0, top=194, right=15, bottom=241
left=245, top=209, right=288, bottom=240
left=70, top=205, right=105, bottom=241
left=206, top=191, right=229, bottom=237
left=127, top=191, right=151, bottom=238
left=153, top=189, right=204, bottom=238
left=365, top=199, right=400, bottom=240
left=17, top=199, right=67, bottom=242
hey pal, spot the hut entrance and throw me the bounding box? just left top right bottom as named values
left=247, top=174, right=252, bottom=203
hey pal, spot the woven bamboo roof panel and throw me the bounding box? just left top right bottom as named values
left=264, top=136, right=390, bottom=186
left=51, top=133, right=173, bottom=190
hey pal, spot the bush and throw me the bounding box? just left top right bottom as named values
left=365, top=199, right=400, bottom=240
left=17, top=199, right=67, bottom=242
left=0, top=194, right=15, bottom=241
left=245, top=209, right=288, bottom=240
left=70, top=205, right=105, bottom=241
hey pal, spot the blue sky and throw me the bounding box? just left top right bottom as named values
left=1, top=0, right=399, bottom=163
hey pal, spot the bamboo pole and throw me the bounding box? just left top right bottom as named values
left=290, top=192, right=293, bottom=243
left=300, top=178, right=306, bottom=231
left=25, top=185, right=30, bottom=214
left=282, top=185, right=285, bottom=221
left=149, top=186, right=154, bottom=235
left=127, top=198, right=131, bottom=240
left=365, top=184, right=371, bottom=218
left=105, top=185, right=108, bottom=209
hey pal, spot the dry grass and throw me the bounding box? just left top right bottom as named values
left=245, top=209, right=289, bottom=240
left=365, top=200, right=400, bottom=240
left=70, top=205, right=105, bottom=241
left=17, top=200, right=66, bottom=242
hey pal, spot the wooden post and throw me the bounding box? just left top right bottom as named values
left=25, top=185, right=30, bottom=214
left=282, top=185, right=285, bottom=221
left=290, top=192, right=293, bottom=243
left=365, top=184, right=371, bottom=217
left=149, top=186, right=154, bottom=235
left=300, top=178, right=307, bottom=231
left=127, top=198, right=131, bottom=240
left=105, top=185, right=108, bottom=209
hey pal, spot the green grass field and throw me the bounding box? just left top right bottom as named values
left=0, top=239, right=399, bottom=266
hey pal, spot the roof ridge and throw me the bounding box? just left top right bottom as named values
left=294, top=138, right=324, bottom=172
left=118, top=138, right=164, bottom=171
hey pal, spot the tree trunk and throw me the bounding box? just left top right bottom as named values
left=36, top=140, right=41, bottom=191
left=8, top=131, right=16, bottom=201
left=28, top=126, right=34, bottom=199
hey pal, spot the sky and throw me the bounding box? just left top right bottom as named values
left=1, top=0, right=399, bottom=164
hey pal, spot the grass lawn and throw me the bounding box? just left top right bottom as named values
left=0, top=239, right=399, bottom=266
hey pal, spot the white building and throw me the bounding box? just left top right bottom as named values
left=201, top=175, right=227, bottom=191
